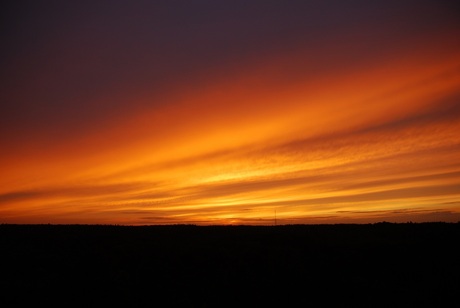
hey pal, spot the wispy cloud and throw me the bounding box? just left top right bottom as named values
left=1, top=1, right=460, bottom=224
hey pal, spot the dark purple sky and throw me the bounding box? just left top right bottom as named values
left=2, top=0, right=459, bottom=143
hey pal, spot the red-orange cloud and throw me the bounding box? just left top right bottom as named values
left=1, top=7, right=460, bottom=225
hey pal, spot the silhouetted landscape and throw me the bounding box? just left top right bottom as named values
left=1, top=222, right=459, bottom=307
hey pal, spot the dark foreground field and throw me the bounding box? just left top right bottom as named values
left=1, top=222, right=459, bottom=307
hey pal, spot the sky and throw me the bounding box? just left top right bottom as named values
left=1, top=0, right=460, bottom=225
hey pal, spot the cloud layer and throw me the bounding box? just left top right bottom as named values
left=1, top=1, right=460, bottom=224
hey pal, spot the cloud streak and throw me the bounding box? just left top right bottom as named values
left=1, top=1, right=460, bottom=224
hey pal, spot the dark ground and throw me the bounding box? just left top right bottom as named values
left=1, top=222, right=459, bottom=307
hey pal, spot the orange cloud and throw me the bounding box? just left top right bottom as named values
left=1, top=30, right=460, bottom=225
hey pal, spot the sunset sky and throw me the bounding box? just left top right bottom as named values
left=1, top=0, right=460, bottom=225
